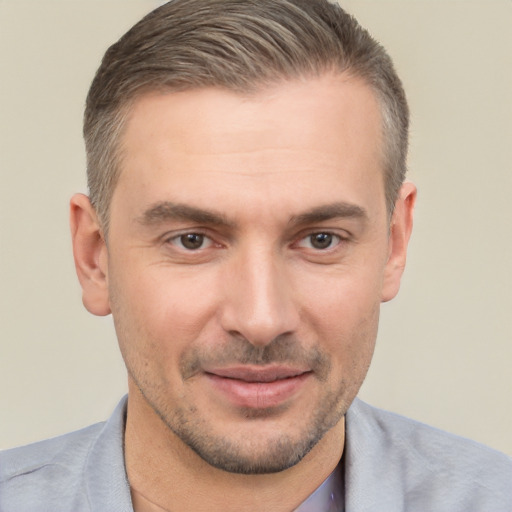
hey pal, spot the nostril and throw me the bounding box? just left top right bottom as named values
left=218, top=260, right=299, bottom=346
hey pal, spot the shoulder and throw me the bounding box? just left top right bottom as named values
left=0, top=422, right=104, bottom=512
left=348, top=398, right=512, bottom=472
left=345, top=399, right=512, bottom=511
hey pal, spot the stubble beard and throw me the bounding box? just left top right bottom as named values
left=156, top=382, right=348, bottom=474
left=129, top=335, right=356, bottom=475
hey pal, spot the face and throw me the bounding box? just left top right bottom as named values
left=73, top=74, right=414, bottom=474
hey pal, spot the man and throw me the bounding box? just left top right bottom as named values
left=1, top=0, right=510, bottom=510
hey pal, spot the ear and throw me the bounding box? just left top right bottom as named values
left=381, top=182, right=417, bottom=303
left=70, top=193, right=111, bottom=316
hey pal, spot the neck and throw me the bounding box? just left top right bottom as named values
left=124, top=389, right=344, bottom=512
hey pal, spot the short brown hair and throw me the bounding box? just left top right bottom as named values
left=84, top=0, right=409, bottom=233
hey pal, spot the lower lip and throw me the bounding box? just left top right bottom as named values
left=205, top=373, right=311, bottom=409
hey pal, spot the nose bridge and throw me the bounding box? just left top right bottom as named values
left=220, top=242, right=298, bottom=347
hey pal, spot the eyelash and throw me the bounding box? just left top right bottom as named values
left=164, top=230, right=348, bottom=253
left=295, top=232, right=345, bottom=251
left=165, top=231, right=215, bottom=251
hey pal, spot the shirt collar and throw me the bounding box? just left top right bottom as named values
left=83, top=396, right=345, bottom=512
left=84, top=397, right=133, bottom=512
left=294, top=461, right=344, bottom=512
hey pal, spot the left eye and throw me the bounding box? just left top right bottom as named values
left=171, top=233, right=213, bottom=250
left=298, top=232, right=341, bottom=250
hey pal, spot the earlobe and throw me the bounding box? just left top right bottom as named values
left=70, top=193, right=111, bottom=316
left=381, top=182, right=417, bottom=303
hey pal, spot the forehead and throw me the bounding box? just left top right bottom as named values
left=113, top=74, right=385, bottom=223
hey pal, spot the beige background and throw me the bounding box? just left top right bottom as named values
left=1, top=0, right=511, bottom=455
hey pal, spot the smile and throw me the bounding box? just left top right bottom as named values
left=204, top=366, right=312, bottom=409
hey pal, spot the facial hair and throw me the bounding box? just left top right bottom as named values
left=129, top=334, right=352, bottom=474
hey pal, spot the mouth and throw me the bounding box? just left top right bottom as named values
left=203, top=365, right=312, bottom=409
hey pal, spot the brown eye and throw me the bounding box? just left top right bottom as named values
left=310, top=233, right=334, bottom=249
left=297, top=232, right=341, bottom=250
left=178, top=233, right=206, bottom=250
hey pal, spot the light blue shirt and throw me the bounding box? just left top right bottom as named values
left=1, top=397, right=511, bottom=511
left=294, top=461, right=343, bottom=511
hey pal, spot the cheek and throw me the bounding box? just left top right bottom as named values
left=296, top=269, right=381, bottom=365
left=109, top=264, right=221, bottom=356
left=298, top=260, right=383, bottom=321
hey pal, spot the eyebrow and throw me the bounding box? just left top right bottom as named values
left=137, top=202, right=234, bottom=228
left=289, top=202, right=368, bottom=226
left=137, top=200, right=367, bottom=230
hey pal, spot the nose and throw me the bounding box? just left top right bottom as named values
left=219, top=247, right=299, bottom=347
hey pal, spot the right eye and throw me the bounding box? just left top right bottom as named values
left=168, top=233, right=213, bottom=251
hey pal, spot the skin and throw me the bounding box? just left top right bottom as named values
left=70, top=73, right=415, bottom=511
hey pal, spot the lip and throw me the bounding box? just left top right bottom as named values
left=204, top=365, right=312, bottom=409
